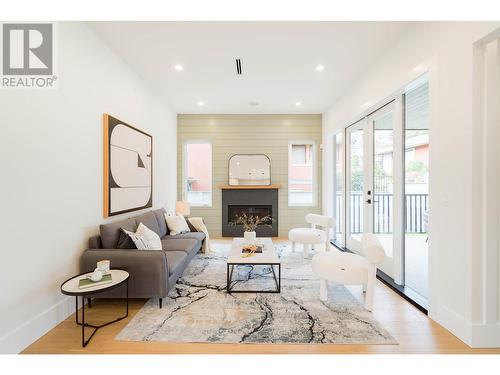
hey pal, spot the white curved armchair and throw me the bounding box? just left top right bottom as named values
left=311, top=233, right=385, bottom=311
left=288, top=214, right=335, bottom=257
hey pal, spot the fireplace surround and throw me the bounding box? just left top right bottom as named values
left=221, top=186, right=279, bottom=237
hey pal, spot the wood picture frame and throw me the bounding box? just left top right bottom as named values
left=103, top=114, right=153, bottom=217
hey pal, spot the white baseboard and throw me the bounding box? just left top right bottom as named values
left=429, top=302, right=472, bottom=346
left=0, top=296, right=75, bottom=354
left=430, top=303, right=500, bottom=348
left=471, top=323, right=500, bottom=347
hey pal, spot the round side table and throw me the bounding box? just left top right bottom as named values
left=61, top=269, right=129, bottom=347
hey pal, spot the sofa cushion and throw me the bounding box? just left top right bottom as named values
left=100, top=218, right=137, bottom=249
left=167, top=231, right=206, bottom=244
left=153, top=208, right=168, bottom=237
left=135, top=211, right=161, bottom=237
left=161, top=238, right=198, bottom=254
left=165, top=251, right=188, bottom=275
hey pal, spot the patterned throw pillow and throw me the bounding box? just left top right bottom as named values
left=123, top=223, right=162, bottom=250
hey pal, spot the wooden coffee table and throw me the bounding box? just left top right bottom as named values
left=226, top=238, right=281, bottom=293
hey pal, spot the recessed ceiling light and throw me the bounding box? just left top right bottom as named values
left=174, top=64, right=183, bottom=71
left=248, top=101, right=259, bottom=106
left=295, top=101, right=301, bottom=106
left=198, top=101, right=204, bottom=106
left=315, top=64, right=325, bottom=72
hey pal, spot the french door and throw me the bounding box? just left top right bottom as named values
left=346, top=100, right=403, bottom=283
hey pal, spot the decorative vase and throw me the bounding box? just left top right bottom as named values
left=244, top=231, right=257, bottom=244
left=90, top=268, right=103, bottom=282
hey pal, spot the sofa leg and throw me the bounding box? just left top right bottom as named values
left=159, top=298, right=163, bottom=309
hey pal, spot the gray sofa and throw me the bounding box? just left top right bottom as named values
left=80, top=208, right=205, bottom=308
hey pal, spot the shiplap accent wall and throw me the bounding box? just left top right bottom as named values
left=177, top=114, right=322, bottom=237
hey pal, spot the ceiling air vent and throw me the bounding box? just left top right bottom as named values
left=235, top=58, right=242, bottom=75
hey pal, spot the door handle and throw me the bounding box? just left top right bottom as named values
left=366, top=199, right=371, bottom=204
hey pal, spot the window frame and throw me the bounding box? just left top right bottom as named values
left=182, top=140, right=213, bottom=207
left=288, top=140, right=317, bottom=207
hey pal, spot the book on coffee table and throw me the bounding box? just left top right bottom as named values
left=78, top=274, right=113, bottom=289
left=241, top=245, right=263, bottom=254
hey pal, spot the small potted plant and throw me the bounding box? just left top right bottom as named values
left=231, top=213, right=273, bottom=244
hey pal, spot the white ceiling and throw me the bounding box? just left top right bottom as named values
left=88, top=22, right=411, bottom=114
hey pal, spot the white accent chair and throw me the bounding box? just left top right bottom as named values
left=311, top=233, right=385, bottom=311
left=289, top=214, right=335, bottom=258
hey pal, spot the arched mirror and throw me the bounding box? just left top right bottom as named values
left=228, top=154, right=271, bottom=186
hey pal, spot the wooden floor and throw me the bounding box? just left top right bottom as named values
left=23, top=239, right=500, bottom=354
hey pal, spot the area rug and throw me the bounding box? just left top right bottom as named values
left=116, top=244, right=397, bottom=344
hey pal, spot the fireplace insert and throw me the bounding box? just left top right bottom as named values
left=228, top=205, right=272, bottom=224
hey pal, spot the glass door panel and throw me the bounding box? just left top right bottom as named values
left=332, top=132, right=344, bottom=246
left=344, top=101, right=402, bottom=280
left=371, top=107, right=395, bottom=277
left=346, top=121, right=365, bottom=252
left=404, top=77, right=429, bottom=299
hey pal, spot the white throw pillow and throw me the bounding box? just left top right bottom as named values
left=165, top=213, right=190, bottom=236
left=123, top=223, right=162, bottom=250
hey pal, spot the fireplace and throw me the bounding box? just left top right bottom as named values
left=228, top=205, right=272, bottom=224
left=222, top=188, right=279, bottom=237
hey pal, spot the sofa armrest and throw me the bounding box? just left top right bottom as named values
left=88, top=235, right=102, bottom=249
left=80, top=249, right=169, bottom=298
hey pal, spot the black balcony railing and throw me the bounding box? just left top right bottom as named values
left=335, top=192, right=428, bottom=234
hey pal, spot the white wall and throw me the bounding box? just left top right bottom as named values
left=322, top=21, right=500, bottom=347
left=0, top=22, right=177, bottom=353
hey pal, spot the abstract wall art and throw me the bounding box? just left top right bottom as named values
left=103, top=114, right=153, bottom=217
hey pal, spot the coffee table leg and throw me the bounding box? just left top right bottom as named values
left=278, top=264, right=281, bottom=293
left=227, top=264, right=235, bottom=294
left=270, top=265, right=281, bottom=293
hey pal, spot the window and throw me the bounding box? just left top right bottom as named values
left=184, top=141, right=212, bottom=206
left=288, top=141, right=315, bottom=206
left=291, top=144, right=313, bottom=165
